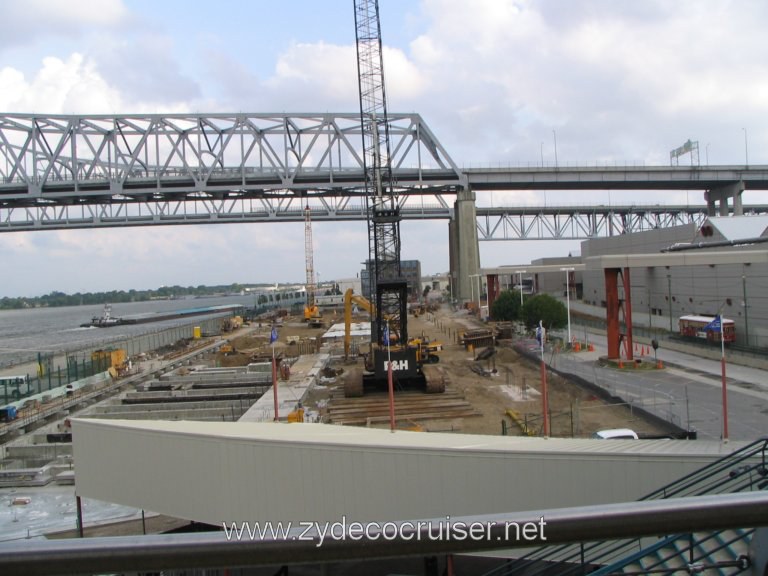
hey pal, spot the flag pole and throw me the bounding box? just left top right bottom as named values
left=271, top=326, right=279, bottom=422
left=539, top=320, right=549, bottom=437
left=720, top=315, right=728, bottom=441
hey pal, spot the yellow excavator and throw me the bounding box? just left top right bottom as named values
left=344, top=288, right=376, bottom=360
left=343, top=287, right=442, bottom=368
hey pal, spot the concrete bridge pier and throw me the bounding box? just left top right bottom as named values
left=449, top=188, right=480, bottom=303
left=705, top=181, right=744, bottom=216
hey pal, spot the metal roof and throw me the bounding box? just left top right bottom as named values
left=584, top=249, right=768, bottom=270
left=70, top=419, right=751, bottom=528
left=322, top=322, right=370, bottom=340
left=481, top=264, right=585, bottom=275
left=680, top=315, right=734, bottom=324
left=709, top=215, right=768, bottom=241
left=72, top=419, right=743, bottom=457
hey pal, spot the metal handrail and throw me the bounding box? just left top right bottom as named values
left=643, top=438, right=768, bottom=500
left=0, top=492, right=767, bottom=576
left=482, top=438, right=768, bottom=576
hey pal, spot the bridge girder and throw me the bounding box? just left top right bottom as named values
left=3, top=198, right=766, bottom=239
left=2, top=112, right=767, bottom=238
left=0, top=112, right=464, bottom=202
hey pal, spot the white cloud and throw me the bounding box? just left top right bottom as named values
left=2, top=0, right=768, bottom=297
left=0, top=53, right=185, bottom=115
left=0, top=0, right=130, bottom=50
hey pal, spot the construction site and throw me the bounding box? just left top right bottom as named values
left=1, top=0, right=767, bottom=573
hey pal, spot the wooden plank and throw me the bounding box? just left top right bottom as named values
left=331, top=410, right=482, bottom=425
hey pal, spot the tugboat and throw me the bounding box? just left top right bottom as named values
left=81, top=304, right=124, bottom=328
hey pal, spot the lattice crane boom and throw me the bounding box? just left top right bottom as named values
left=304, top=204, right=316, bottom=310
left=303, top=204, right=321, bottom=325
left=353, top=0, right=407, bottom=349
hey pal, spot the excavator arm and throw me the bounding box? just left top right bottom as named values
left=344, top=288, right=375, bottom=359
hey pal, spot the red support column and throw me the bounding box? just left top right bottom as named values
left=621, top=267, right=634, bottom=361
left=605, top=268, right=620, bottom=359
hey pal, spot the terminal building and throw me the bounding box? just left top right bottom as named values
left=484, top=216, right=768, bottom=350
left=578, top=215, right=768, bottom=349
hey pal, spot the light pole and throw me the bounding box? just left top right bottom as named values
left=667, top=274, right=673, bottom=333
left=711, top=307, right=729, bottom=441
left=743, top=128, right=749, bottom=166
left=518, top=270, right=527, bottom=309
left=742, top=274, right=749, bottom=348
left=477, top=275, right=482, bottom=314
left=469, top=274, right=481, bottom=315
left=537, top=320, right=549, bottom=437
left=553, top=129, right=558, bottom=168
left=561, top=267, right=575, bottom=346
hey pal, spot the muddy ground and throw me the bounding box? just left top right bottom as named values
left=218, top=306, right=672, bottom=438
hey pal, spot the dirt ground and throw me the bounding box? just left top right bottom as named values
left=217, top=306, right=672, bottom=438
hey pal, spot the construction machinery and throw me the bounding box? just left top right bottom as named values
left=348, top=0, right=446, bottom=397
left=303, top=205, right=323, bottom=328
left=343, top=287, right=443, bottom=368
left=343, top=287, right=375, bottom=360
left=409, top=337, right=442, bottom=365
left=91, top=348, right=129, bottom=377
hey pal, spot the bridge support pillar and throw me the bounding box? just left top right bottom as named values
left=605, top=267, right=634, bottom=361
left=450, top=188, right=480, bottom=303
left=705, top=181, right=744, bottom=217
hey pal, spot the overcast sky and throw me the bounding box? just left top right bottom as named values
left=1, top=0, right=767, bottom=298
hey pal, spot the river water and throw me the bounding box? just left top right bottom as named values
left=0, top=295, right=256, bottom=369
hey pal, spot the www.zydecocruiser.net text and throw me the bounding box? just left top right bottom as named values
left=223, top=516, right=547, bottom=548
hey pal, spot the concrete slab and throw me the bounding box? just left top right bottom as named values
left=238, top=354, right=330, bottom=422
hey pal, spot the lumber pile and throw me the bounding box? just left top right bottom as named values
left=326, top=389, right=481, bottom=426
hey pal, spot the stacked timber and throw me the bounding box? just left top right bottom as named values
left=326, top=389, right=480, bottom=426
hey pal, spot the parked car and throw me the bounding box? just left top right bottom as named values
left=592, top=428, right=639, bottom=440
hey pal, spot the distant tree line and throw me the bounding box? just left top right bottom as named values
left=0, top=283, right=256, bottom=310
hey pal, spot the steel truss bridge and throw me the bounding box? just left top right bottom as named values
left=1, top=112, right=767, bottom=240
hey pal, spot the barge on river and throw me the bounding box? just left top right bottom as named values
left=80, top=304, right=242, bottom=328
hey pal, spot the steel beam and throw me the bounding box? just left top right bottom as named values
left=4, top=201, right=762, bottom=238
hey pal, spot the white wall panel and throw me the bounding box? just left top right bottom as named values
left=72, top=419, right=745, bottom=526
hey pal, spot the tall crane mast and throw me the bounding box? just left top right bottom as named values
left=303, top=204, right=321, bottom=326
left=353, top=0, right=408, bottom=352
left=352, top=0, right=449, bottom=397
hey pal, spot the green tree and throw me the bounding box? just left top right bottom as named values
left=521, top=293, right=567, bottom=331
left=490, top=289, right=523, bottom=321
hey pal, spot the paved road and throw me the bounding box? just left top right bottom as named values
left=547, top=332, right=767, bottom=442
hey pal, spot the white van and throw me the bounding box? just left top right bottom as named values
left=592, top=428, right=639, bottom=440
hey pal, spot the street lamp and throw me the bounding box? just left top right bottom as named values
left=560, top=267, right=575, bottom=347
left=536, top=320, right=549, bottom=437
left=743, top=128, right=749, bottom=166
left=476, top=275, right=482, bottom=314
left=517, top=270, right=527, bottom=308
left=469, top=274, right=481, bottom=315
left=553, top=129, right=558, bottom=168
left=711, top=304, right=730, bottom=441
